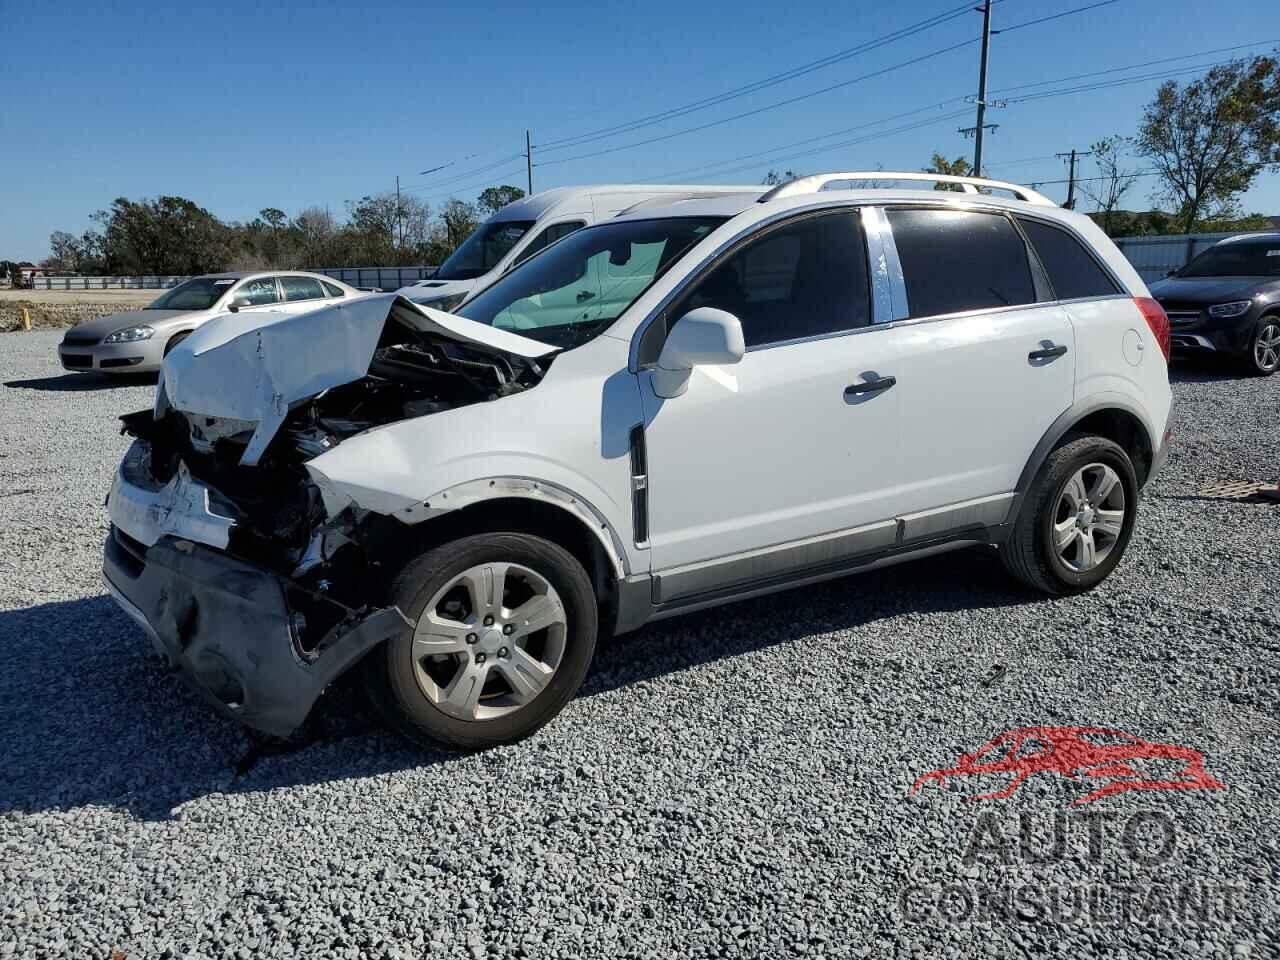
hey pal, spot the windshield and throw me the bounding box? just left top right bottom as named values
left=434, top=220, right=536, bottom=281
left=146, top=277, right=236, bottom=310
left=1178, top=240, right=1280, bottom=278
left=457, top=217, right=725, bottom=348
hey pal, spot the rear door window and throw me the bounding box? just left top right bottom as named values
left=280, top=276, right=326, bottom=302
left=1016, top=217, right=1121, bottom=300
left=886, top=208, right=1036, bottom=318
left=235, top=277, right=281, bottom=306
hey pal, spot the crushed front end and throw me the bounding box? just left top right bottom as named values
left=102, top=296, right=553, bottom=736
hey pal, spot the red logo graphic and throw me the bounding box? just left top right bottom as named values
left=911, top=726, right=1225, bottom=805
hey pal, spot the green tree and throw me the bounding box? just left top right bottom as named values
left=1137, top=54, right=1280, bottom=232
left=477, top=185, right=526, bottom=215
left=439, top=199, right=479, bottom=249
left=924, top=153, right=973, bottom=190
left=93, top=196, right=232, bottom=275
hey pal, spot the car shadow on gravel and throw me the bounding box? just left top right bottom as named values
left=4, top=372, right=159, bottom=392
left=0, top=547, right=1034, bottom=821
left=584, top=544, right=1032, bottom=698
left=1167, top=357, right=1247, bottom=383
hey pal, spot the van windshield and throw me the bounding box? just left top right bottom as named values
left=434, top=220, right=536, bottom=281
left=457, top=217, right=724, bottom=348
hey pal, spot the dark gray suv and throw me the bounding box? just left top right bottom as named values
left=1150, top=233, right=1280, bottom=375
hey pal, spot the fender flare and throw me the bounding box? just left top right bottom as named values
left=398, top=476, right=631, bottom=579
left=1004, top=394, right=1157, bottom=532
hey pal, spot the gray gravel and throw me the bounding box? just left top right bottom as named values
left=2, top=329, right=1277, bottom=959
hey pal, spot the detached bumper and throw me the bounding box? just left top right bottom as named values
left=103, top=530, right=410, bottom=737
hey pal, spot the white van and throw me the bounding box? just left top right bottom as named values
left=397, top=184, right=762, bottom=310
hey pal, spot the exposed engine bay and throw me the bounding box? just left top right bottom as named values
left=117, top=321, right=551, bottom=657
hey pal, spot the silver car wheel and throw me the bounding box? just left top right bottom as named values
left=1052, top=463, right=1126, bottom=573
left=1254, top=321, right=1280, bottom=372
left=412, top=562, right=568, bottom=721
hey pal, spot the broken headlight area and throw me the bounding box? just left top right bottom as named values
left=117, top=330, right=549, bottom=646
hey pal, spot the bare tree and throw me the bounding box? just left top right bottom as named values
left=1080, top=136, right=1141, bottom=236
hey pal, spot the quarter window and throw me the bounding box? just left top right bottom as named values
left=678, top=212, right=871, bottom=348
left=886, top=208, right=1036, bottom=318
left=1016, top=217, right=1121, bottom=300
left=235, top=277, right=280, bottom=306
left=322, top=281, right=346, bottom=297
left=280, top=276, right=326, bottom=302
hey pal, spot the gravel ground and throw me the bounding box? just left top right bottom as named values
left=1, top=329, right=1277, bottom=959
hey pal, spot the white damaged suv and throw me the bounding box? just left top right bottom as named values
left=104, top=173, right=1172, bottom=749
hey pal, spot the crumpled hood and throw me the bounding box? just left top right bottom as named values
left=159, top=293, right=556, bottom=465
left=394, top=277, right=477, bottom=301
left=65, top=308, right=187, bottom=340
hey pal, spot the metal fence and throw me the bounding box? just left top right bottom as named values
left=30, top=275, right=188, bottom=290
left=310, top=266, right=436, bottom=290
left=27, top=267, right=437, bottom=292
left=1111, top=233, right=1239, bottom=284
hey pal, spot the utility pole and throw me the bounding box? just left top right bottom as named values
left=395, top=175, right=403, bottom=248
left=525, top=130, right=534, bottom=195
left=1055, top=149, right=1092, bottom=209
left=972, top=0, right=992, bottom=175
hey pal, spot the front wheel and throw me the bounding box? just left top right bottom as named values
left=1243, top=316, right=1280, bottom=375
left=1001, top=434, right=1138, bottom=595
left=363, top=532, right=598, bottom=750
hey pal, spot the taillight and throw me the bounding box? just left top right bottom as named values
left=1134, top=297, right=1170, bottom=361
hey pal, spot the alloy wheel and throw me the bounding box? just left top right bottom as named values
left=1052, top=463, right=1126, bottom=573
left=411, top=562, right=568, bottom=721
left=1254, top=321, right=1280, bottom=373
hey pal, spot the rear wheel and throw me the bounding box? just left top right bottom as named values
left=363, top=532, right=597, bottom=750
left=1001, top=434, right=1138, bottom=595
left=1244, top=316, right=1280, bottom=375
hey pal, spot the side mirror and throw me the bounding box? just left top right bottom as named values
left=228, top=297, right=251, bottom=313
left=1166, top=269, right=1178, bottom=278
left=652, top=307, right=745, bottom=398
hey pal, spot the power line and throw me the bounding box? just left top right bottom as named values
left=657, top=109, right=975, bottom=182
left=536, top=38, right=978, bottom=168
left=654, top=101, right=970, bottom=180
left=644, top=42, right=1267, bottom=186
left=535, top=1, right=979, bottom=152
left=535, top=1, right=1127, bottom=171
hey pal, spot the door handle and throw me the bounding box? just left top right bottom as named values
left=844, top=375, right=896, bottom=398
left=1028, top=344, right=1068, bottom=362
left=576, top=290, right=596, bottom=304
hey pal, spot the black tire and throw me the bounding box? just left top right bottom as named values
left=1241, top=315, right=1280, bottom=376
left=1000, top=434, right=1139, bottom=595
left=363, top=532, right=597, bottom=751
left=163, top=330, right=192, bottom=356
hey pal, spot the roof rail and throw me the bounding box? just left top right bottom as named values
left=758, top=171, right=1056, bottom=207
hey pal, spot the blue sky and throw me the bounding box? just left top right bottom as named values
left=2, top=0, right=1278, bottom=261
